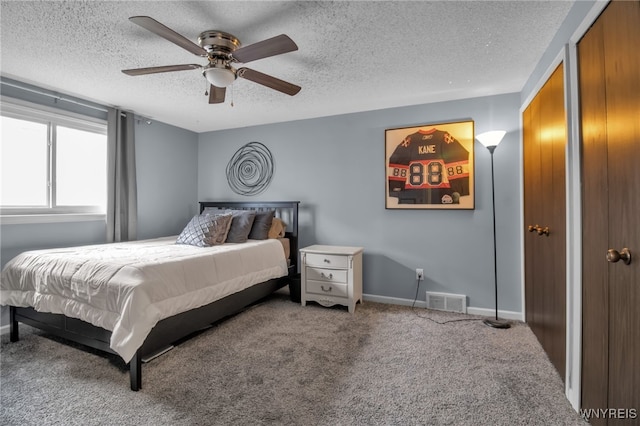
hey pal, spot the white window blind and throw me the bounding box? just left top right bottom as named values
left=1, top=98, right=107, bottom=218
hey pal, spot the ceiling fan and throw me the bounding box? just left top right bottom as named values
left=122, top=16, right=301, bottom=104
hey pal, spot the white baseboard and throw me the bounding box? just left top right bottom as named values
left=363, top=294, right=523, bottom=321
left=0, top=297, right=524, bottom=337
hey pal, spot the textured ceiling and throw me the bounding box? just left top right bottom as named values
left=0, top=1, right=574, bottom=133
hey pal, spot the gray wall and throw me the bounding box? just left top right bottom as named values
left=198, top=93, right=521, bottom=312
left=136, top=120, right=199, bottom=239
left=521, top=0, right=596, bottom=103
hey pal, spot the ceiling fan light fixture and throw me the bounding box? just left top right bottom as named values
left=203, top=66, right=236, bottom=88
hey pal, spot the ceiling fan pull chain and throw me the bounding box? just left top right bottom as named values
left=204, top=79, right=209, bottom=96
left=230, top=84, right=234, bottom=107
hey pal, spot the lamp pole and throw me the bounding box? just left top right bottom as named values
left=483, top=146, right=509, bottom=328
left=476, top=131, right=510, bottom=329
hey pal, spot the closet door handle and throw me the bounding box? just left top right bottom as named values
left=606, top=248, right=632, bottom=265
left=527, top=225, right=549, bottom=236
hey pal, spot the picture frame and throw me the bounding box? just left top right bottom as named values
left=385, top=120, right=475, bottom=209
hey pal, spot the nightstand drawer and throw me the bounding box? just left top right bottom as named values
left=305, top=253, right=349, bottom=269
left=306, top=280, right=348, bottom=298
left=306, top=267, right=347, bottom=284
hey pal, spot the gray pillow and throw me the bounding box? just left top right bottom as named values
left=176, top=213, right=233, bottom=247
left=248, top=210, right=275, bottom=240
left=222, top=210, right=256, bottom=243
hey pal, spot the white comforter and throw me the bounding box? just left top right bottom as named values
left=0, top=236, right=288, bottom=362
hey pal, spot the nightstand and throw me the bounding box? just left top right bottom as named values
left=300, top=245, right=363, bottom=313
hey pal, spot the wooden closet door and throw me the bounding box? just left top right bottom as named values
left=579, top=13, right=609, bottom=416
left=523, top=96, right=542, bottom=336
left=579, top=0, right=640, bottom=421
left=523, top=64, right=566, bottom=380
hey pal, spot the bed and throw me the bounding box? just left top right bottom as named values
left=1, top=201, right=299, bottom=391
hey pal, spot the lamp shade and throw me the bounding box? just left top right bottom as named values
left=476, top=131, right=506, bottom=148
left=203, top=67, right=236, bottom=88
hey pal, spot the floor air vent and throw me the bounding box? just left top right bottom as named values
left=425, top=291, right=467, bottom=314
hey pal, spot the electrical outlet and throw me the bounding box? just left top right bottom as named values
left=416, top=268, right=424, bottom=281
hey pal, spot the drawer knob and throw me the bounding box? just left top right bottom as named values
left=321, top=285, right=332, bottom=292
left=323, top=258, right=330, bottom=263
left=320, top=272, right=333, bottom=280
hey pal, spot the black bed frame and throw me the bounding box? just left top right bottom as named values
left=8, top=201, right=299, bottom=391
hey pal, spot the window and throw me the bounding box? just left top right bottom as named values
left=1, top=98, right=107, bottom=218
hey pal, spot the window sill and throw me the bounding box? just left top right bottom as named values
left=0, top=213, right=106, bottom=225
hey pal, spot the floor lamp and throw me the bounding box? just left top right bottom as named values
left=476, top=131, right=510, bottom=329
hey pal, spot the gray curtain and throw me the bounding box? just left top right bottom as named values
left=106, top=108, right=137, bottom=242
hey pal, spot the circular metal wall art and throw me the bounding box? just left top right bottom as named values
left=226, top=142, right=274, bottom=196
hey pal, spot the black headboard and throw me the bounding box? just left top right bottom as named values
left=199, top=201, right=300, bottom=275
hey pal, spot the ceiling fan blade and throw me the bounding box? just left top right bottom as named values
left=237, top=68, right=301, bottom=96
left=122, top=64, right=201, bottom=76
left=129, top=16, right=207, bottom=57
left=232, top=34, right=298, bottom=63
left=209, top=85, right=226, bottom=104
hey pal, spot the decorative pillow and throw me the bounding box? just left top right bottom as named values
left=248, top=210, right=275, bottom=240
left=176, top=213, right=233, bottom=247
left=268, top=217, right=287, bottom=239
left=221, top=210, right=256, bottom=243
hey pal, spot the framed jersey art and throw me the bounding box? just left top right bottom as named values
left=385, top=120, right=475, bottom=209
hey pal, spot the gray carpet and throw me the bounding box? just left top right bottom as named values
left=1, top=290, right=586, bottom=425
